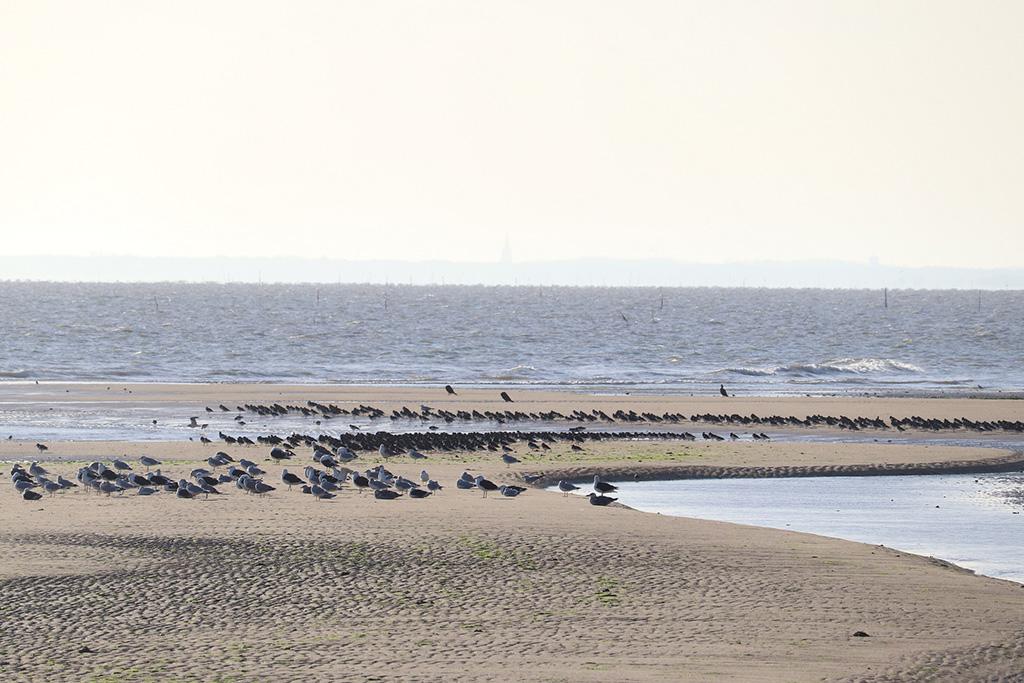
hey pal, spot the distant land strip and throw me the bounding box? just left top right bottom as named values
left=3, top=254, right=1024, bottom=288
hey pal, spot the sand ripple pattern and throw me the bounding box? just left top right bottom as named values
left=2, top=522, right=1024, bottom=682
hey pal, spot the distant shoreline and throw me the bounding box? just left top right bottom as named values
left=4, top=255, right=1024, bottom=288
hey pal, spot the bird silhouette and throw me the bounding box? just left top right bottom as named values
left=720, top=384, right=729, bottom=397
left=281, top=469, right=304, bottom=490
left=500, top=391, right=513, bottom=402
left=588, top=492, right=618, bottom=506
left=475, top=476, right=499, bottom=497
left=445, top=385, right=457, bottom=395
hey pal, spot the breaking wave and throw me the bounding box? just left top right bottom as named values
left=720, top=358, right=923, bottom=378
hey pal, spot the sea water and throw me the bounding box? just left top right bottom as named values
left=591, top=474, right=1024, bottom=584
left=5, top=281, right=1022, bottom=580
left=1, top=282, right=1022, bottom=395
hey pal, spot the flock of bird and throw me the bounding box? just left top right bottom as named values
left=9, top=444, right=620, bottom=507
left=204, top=396, right=1024, bottom=436
left=11, top=388, right=1015, bottom=511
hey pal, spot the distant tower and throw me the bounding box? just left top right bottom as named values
left=501, top=235, right=512, bottom=263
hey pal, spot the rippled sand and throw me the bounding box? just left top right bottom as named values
left=2, top=386, right=1024, bottom=682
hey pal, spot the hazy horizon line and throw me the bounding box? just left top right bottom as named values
left=2, top=254, right=1022, bottom=290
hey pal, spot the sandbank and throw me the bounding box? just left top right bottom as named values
left=1, top=385, right=1023, bottom=682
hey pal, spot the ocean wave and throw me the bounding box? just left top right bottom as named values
left=0, top=369, right=36, bottom=379
left=488, top=365, right=543, bottom=380
left=718, top=358, right=923, bottom=378
left=1, top=283, right=1018, bottom=393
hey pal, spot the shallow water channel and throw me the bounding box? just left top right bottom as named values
left=574, top=473, right=1024, bottom=584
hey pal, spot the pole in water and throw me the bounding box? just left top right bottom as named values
left=884, top=287, right=888, bottom=308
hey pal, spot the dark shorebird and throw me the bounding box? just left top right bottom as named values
left=588, top=492, right=618, bottom=506
left=593, top=476, right=618, bottom=495
left=445, top=385, right=457, bottom=395
left=128, top=473, right=151, bottom=488
left=23, top=488, right=43, bottom=501
left=352, top=473, right=370, bottom=494
left=374, top=488, right=401, bottom=501
left=269, top=447, right=293, bottom=463
left=146, top=471, right=171, bottom=488
left=500, top=391, right=513, bottom=403
left=475, top=476, right=499, bottom=497
left=409, top=488, right=432, bottom=499
left=720, top=384, right=729, bottom=397
left=281, top=469, right=304, bottom=490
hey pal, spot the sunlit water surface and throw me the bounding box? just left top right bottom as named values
left=569, top=474, right=1024, bottom=584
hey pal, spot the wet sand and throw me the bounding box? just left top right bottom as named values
left=2, top=385, right=1023, bottom=681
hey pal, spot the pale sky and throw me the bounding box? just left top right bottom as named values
left=2, top=1, right=1022, bottom=269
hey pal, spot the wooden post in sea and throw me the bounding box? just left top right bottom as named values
left=884, top=287, right=888, bottom=308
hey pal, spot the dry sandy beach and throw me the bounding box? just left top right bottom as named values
left=2, top=385, right=1024, bottom=682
